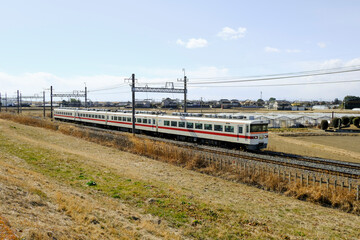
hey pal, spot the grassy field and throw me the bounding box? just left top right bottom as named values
left=267, top=133, right=360, bottom=163
left=1, top=116, right=360, bottom=239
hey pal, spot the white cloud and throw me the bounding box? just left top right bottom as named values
left=286, top=49, right=301, bottom=53
left=217, top=27, right=247, bottom=40
left=319, top=59, right=343, bottom=69
left=317, top=42, right=326, bottom=48
left=176, top=39, right=185, bottom=46
left=265, top=47, right=302, bottom=53
left=264, top=46, right=280, bottom=53
left=176, top=38, right=208, bottom=49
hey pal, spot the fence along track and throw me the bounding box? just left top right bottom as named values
left=59, top=122, right=360, bottom=199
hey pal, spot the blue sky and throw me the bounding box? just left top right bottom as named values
left=1, top=0, right=360, bottom=102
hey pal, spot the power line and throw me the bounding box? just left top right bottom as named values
left=88, top=83, right=128, bottom=92
left=189, top=65, right=360, bottom=85
left=191, top=79, right=360, bottom=88
left=191, top=65, right=360, bottom=80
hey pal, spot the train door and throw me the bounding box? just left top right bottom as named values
left=237, top=125, right=244, bottom=141
left=152, top=118, right=156, bottom=130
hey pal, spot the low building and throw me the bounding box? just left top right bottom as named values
left=269, top=100, right=292, bottom=110
left=161, top=98, right=179, bottom=108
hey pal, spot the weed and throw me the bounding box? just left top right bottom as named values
left=86, top=180, right=97, bottom=186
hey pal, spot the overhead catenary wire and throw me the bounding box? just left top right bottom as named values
left=88, top=83, right=128, bottom=92
left=190, top=79, right=360, bottom=88
left=189, top=65, right=360, bottom=85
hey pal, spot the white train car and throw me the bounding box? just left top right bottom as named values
left=54, top=108, right=268, bottom=150
left=53, top=108, right=76, bottom=121
left=156, top=115, right=268, bottom=149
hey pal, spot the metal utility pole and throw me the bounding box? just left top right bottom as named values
left=17, top=90, right=20, bottom=114
left=5, top=93, right=7, bottom=112
left=85, top=85, right=87, bottom=108
left=132, top=73, right=135, bottom=135
left=177, top=69, right=188, bottom=113
left=43, top=91, right=46, bottom=118
left=20, top=93, right=22, bottom=113
left=50, top=86, right=53, bottom=119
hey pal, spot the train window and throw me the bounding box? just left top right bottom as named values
left=195, top=123, right=203, bottom=129
left=214, top=125, right=223, bottom=132
left=102, top=115, right=105, bottom=119
left=143, top=119, right=148, bottom=124
left=164, top=120, right=170, bottom=126
left=153, top=119, right=156, bottom=124
left=127, top=117, right=131, bottom=122
left=204, top=124, right=212, bottom=130
left=171, top=121, right=177, bottom=127
left=246, top=125, right=249, bottom=133
left=250, top=124, right=268, bottom=132
left=187, top=122, right=194, bottom=128
left=225, top=126, right=234, bottom=133
left=238, top=126, right=243, bottom=134
left=179, top=122, right=185, bottom=128
left=137, top=118, right=142, bottom=123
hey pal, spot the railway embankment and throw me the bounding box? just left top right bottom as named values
left=1, top=113, right=360, bottom=239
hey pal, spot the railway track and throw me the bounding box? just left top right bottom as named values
left=62, top=121, right=360, bottom=180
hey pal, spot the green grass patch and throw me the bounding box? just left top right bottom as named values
left=0, top=131, right=259, bottom=239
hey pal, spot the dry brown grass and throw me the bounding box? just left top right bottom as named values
left=1, top=112, right=360, bottom=216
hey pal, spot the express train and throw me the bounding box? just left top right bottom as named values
left=54, top=108, right=268, bottom=150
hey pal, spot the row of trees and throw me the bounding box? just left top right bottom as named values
left=321, top=116, right=360, bottom=130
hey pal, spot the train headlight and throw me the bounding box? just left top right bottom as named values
left=264, top=135, right=268, bottom=138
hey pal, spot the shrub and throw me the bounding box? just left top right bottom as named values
left=341, top=116, right=350, bottom=126
left=354, top=117, right=360, bottom=128
left=349, top=116, right=355, bottom=124
left=320, top=120, right=329, bottom=130
left=331, top=118, right=342, bottom=129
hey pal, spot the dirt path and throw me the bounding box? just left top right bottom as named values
left=1, top=119, right=360, bottom=239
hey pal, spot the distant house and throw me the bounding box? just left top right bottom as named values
left=269, top=100, right=292, bottom=110
left=231, top=99, right=241, bottom=107
left=161, top=98, right=179, bottom=108
left=134, top=100, right=151, bottom=108
left=218, top=99, right=232, bottom=109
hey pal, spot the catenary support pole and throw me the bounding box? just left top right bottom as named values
left=43, top=91, right=46, bottom=118
left=17, top=90, right=20, bottom=114
left=50, top=86, right=53, bottom=120
left=5, top=93, right=7, bottom=112
left=132, top=74, right=135, bottom=136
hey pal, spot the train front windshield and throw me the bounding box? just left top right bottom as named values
left=250, top=124, right=268, bottom=132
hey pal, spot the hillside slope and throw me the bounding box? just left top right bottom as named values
left=1, top=119, right=360, bottom=239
